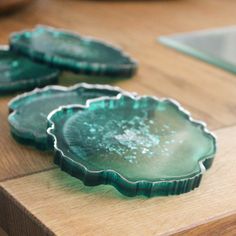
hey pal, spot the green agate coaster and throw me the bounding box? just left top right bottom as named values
left=8, top=83, right=125, bottom=150
left=0, top=46, right=60, bottom=94
left=10, top=25, right=138, bottom=78
left=47, top=94, right=217, bottom=197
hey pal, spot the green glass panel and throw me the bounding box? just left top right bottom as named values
left=47, top=94, right=216, bottom=197
left=0, top=46, right=59, bottom=94
left=159, top=26, right=236, bottom=74
left=10, top=25, right=138, bottom=78
left=8, top=83, right=125, bottom=150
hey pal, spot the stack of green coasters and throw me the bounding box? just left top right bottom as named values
left=1, top=25, right=138, bottom=94
left=8, top=83, right=127, bottom=150
left=4, top=25, right=217, bottom=197
left=10, top=25, right=138, bottom=78
left=47, top=94, right=216, bottom=197
left=8, top=83, right=216, bottom=197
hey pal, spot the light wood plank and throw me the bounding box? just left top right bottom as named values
left=1, top=0, right=236, bottom=130
left=175, top=214, right=236, bottom=236
left=1, top=0, right=236, bottom=182
left=1, top=125, right=236, bottom=235
left=0, top=95, right=55, bottom=182
left=0, top=227, right=7, bottom=236
left=1, top=0, right=236, bottom=234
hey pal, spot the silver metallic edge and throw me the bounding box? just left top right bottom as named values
left=10, top=25, right=138, bottom=70
left=8, top=83, right=135, bottom=146
left=8, top=82, right=135, bottom=108
left=47, top=92, right=217, bottom=185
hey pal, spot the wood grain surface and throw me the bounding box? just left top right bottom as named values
left=176, top=214, right=236, bottom=236
left=0, top=227, right=7, bottom=236
left=0, top=0, right=32, bottom=13
left=0, top=0, right=236, bottom=235
left=0, top=95, right=55, bottom=182
left=1, top=126, right=236, bottom=235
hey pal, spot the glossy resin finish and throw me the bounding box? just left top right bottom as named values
left=47, top=94, right=217, bottom=197
left=0, top=46, right=59, bottom=93
left=10, top=25, right=138, bottom=77
left=8, top=83, right=126, bottom=150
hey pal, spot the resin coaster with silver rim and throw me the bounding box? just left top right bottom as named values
left=10, top=25, right=138, bottom=78
left=8, top=83, right=129, bottom=150
left=47, top=94, right=217, bottom=197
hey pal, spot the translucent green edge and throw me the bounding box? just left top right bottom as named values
left=8, top=83, right=129, bottom=151
left=0, top=73, right=59, bottom=94
left=47, top=94, right=217, bottom=197
left=0, top=45, right=60, bottom=94
left=9, top=26, right=138, bottom=78
left=158, top=36, right=236, bottom=74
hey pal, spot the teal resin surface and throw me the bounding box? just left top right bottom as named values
left=0, top=46, right=59, bottom=93
left=47, top=94, right=217, bottom=197
left=8, top=83, right=124, bottom=150
left=10, top=25, right=138, bottom=78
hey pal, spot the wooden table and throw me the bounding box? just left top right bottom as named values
left=0, top=0, right=236, bottom=235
